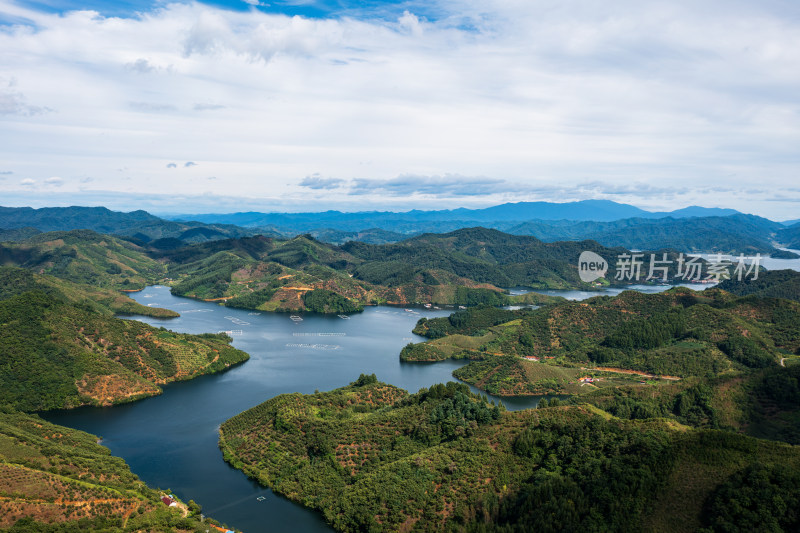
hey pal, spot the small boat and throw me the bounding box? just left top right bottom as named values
left=290, top=315, right=303, bottom=322
left=424, top=303, right=432, bottom=309
left=256, top=496, right=266, bottom=501
left=338, top=314, right=350, bottom=319
left=405, top=309, right=413, bottom=312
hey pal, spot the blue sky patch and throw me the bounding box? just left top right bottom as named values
left=11, top=0, right=443, bottom=20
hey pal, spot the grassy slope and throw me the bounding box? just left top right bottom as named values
left=219, top=379, right=800, bottom=532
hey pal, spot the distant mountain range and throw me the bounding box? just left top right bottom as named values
left=1, top=202, right=798, bottom=256
left=0, top=206, right=264, bottom=247
left=172, top=200, right=743, bottom=231
left=507, top=214, right=788, bottom=254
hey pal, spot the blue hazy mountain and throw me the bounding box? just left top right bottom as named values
left=172, top=200, right=743, bottom=231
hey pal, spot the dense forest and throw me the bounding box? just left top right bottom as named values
left=5, top=204, right=795, bottom=256
left=718, top=269, right=800, bottom=302
left=0, top=231, right=165, bottom=291
left=0, top=205, right=257, bottom=246
left=220, top=376, right=800, bottom=532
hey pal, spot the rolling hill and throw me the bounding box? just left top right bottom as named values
left=717, top=269, right=800, bottom=303
left=777, top=223, right=800, bottom=249
left=0, top=270, right=249, bottom=411
left=155, top=228, right=657, bottom=312
left=0, top=230, right=165, bottom=290
left=219, top=376, right=800, bottom=532
left=407, top=287, right=800, bottom=392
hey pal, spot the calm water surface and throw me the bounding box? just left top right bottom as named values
left=44, top=287, right=538, bottom=533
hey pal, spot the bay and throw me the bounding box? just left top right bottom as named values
left=44, top=287, right=536, bottom=533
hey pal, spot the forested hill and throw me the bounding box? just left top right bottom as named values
left=403, top=286, right=800, bottom=446
left=777, top=222, right=800, bottom=249
left=219, top=376, right=800, bottom=532
left=409, top=287, right=800, bottom=378
left=0, top=268, right=249, bottom=411
left=166, top=203, right=794, bottom=255
left=717, top=269, right=800, bottom=302
left=1, top=226, right=709, bottom=313
left=7, top=203, right=789, bottom=254
left=0, top=266, right=176, bottom=318
left=0, top=205, right=259, bottom=246
left=156, top=228, right=662, bottom=312
left=0, top=230, right=165, bottom=290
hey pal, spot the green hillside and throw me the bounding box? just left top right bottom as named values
left=0, top=277, right=249, bottom=411
left=0, top=408, right=230, bottom=531
left=158, top=232, right=571, bottom=312
left=0, top=230, right=164, bottom=290
left=220, top=377, right=800, bottom=532
left=0, top=267, right=177, bottom=318
left=0, top=269, right=249, bottom=530
left=406, top=288, right=800, bottom=396
left=403, top=287, right=800, bottom=448
left=1, top=226, right=719, bottom=314
left=717, top=269, right=800, bottom=303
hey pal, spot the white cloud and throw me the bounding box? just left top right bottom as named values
left=19, top=178, right=36, bottom=187
left=299, top=174, right=345, bottom=189
left=0, top=1, right=799, bottom=217
left=0, top=75, right=51, bottom=115
left=44, top=176, right=63, bottom=186
left=193, top=103, right=226, bottom=111
left=125, top=58, right=157, bottom=73
left=129, top=101, right=177, bottom=112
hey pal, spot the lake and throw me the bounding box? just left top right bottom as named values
left=44, top=259, right=800, bottom=532
left=44, top=287, right=539, bottom=533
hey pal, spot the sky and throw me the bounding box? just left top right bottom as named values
left=1, top=0, right=799, bottom=218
